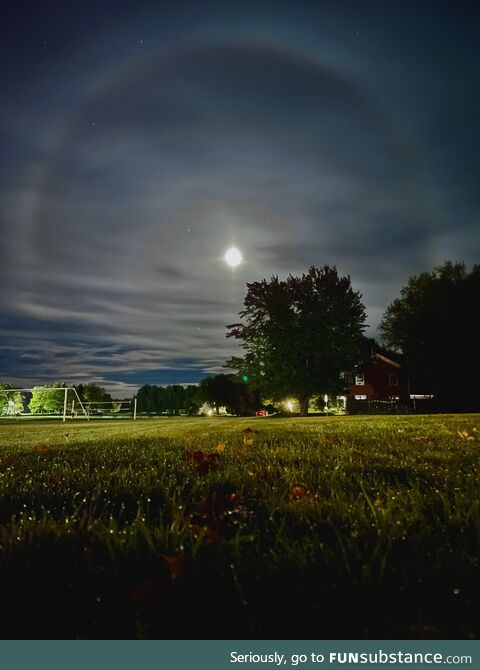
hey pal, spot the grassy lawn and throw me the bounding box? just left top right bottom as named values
left=0, top=414, right=479, bottom=639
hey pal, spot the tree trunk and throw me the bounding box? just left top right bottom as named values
left=299, top=396, right=310, bottom=416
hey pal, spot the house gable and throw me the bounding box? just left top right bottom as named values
left=344, top=353, right=409, bottom=403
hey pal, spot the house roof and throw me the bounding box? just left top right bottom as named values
left=372, top=353, right=401, bottom=368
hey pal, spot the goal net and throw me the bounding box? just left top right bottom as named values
left=82, top=399, right=136, bottom=419
left=0, top=387, right=89, bottom=422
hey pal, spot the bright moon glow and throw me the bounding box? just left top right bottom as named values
left=224, top=247, right=242, bottom=267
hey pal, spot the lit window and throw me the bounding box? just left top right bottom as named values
left=354, top=395, right=367, bottom=400
left=388, top=373, right=398, bottom=386
left=355, top=374, right=365, bottom=385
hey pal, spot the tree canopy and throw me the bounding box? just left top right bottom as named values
left=75, top=383, right=112, bottom=405
left=226, top=266, right=367, bottom=415
left=28, top=382, right=68, bottom=414
left=196, top=374, right=259, bottom=415
left=379, top=261, right=480, bottom=410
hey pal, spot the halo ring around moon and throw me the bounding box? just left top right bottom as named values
left=27, top=39, right=434, bottom=275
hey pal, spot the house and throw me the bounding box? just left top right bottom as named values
left=343, top=353, right=410, bottom=411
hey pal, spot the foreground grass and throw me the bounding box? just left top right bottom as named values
left=0, top=414, right=479, bottom=639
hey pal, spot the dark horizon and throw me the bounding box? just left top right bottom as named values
left=1, top=1, right=479, bottom=396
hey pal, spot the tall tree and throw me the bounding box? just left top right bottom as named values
left=136, top=384, right=159, bottom=414
left=379, top=261, right=480, bottom=410
left=226, top=266, right=367, bottom=415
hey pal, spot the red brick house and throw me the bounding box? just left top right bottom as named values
left=343, top=353, right=410, bottom=411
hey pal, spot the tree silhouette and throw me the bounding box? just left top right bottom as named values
left=226, top=266, right=366, bottom=415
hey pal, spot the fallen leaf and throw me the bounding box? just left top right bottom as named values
left=185, top=450, right=220, bottom=474
left=34, top=444, right=49, bottom=454
left=291, top=484, right=308, bottom=500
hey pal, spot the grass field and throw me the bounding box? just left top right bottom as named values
left=0, top=414, right=479, bottom=639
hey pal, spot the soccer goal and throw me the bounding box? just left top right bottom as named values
left=0, top=387, right=89, bottom=422
left=82, top=398, right=137, bottom=420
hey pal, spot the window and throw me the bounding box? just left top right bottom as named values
left=388, top=373, right=398, bottom=386
left=342, top=373, right=354, bottom=386
left=355, top=373, right=365, bottom=385
left=354, top=395, right=367, bottom=400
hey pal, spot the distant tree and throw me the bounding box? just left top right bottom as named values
left=0, top=383, right=23, bottom=415
left=75, top=383, right=112, bottom=405
left=196, top=374, right=257, bottom=415
left=197, top=375, right=234, bottom=414
left=379, top=261, right=480, bottom=410
left=136, top=384, right=200, bottom=415
left=161, top=385, right=186, bottom=415
left=136, top=385, right=159, bottom=414
left=226, top=266, right=367, bottom=415
left=184, top=384, right=201, bottom=414
left=29, top=382, right=68, bottom=414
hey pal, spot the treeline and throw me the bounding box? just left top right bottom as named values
left=136, top=375, right=261, bottom=415
left=136, top=384, right=198, bottom=415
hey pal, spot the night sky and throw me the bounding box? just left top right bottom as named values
left=1, top=1, right=479, bottom=396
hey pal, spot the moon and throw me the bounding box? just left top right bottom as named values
left=224, top=247, right=242, bottom=267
